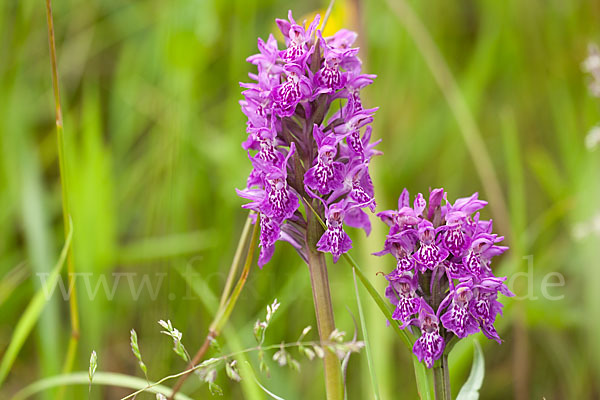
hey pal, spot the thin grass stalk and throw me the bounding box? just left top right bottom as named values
left=168, top=214, right=259, bottom=399
left=383, top=0, right=510, bottom=238
left=306, top=203, right=343, bottom=400
left=44, top=0, right=80, bottom=382
left=218, top=216, right=253, bottom=308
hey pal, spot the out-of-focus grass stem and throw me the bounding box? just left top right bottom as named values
left=44, top=0, right=80, bottom=385
left=218, top=216, right=252, bottom=309
left=168, top=213, right=258, bottom=399
left=384, top=0, right=510, bottom=238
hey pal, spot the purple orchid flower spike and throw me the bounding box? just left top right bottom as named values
left=375, top=189, right=511, bottom=368
left=238, top=12, right=380, bottom=398
left=239, top=11, right=379, bottom=267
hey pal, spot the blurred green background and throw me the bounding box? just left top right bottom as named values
left=1, top=0, right=600, bottom=398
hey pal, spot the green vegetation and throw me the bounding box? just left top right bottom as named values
left=1, top=0, right=599, bottom=398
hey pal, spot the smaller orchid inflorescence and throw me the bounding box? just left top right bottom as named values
left=237, top=11, right=380, bottom=267
left=375, top=189, right=513, bottom=368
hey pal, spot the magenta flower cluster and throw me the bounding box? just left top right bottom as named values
left=237, top=11, right=380, bottom=266
left=375, top=189, right=513, bottom=368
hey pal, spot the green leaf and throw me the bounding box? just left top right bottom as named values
left=411, top=357, right=432, bottom=400
left=352, top=268, right=380, bottom=400
left=12, top=371, right=193, bottom=400
left=456, top=340, right=485, bottom=400
left=0, top=222, right=72, bottom=386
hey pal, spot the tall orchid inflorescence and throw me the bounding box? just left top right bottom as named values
left=375, top=189, right=513, bottom=368
left=237, top=11, right=380, bottom=267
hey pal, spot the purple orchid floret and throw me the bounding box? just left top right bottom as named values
left=439, top=283, right=480, bottom=339
left=317, top=202, right=353, bottom=263
left=238, top=10, right=380, bottom=266
left=304, top=129, right=345, bottom=195
left=276, top=11, right=320, bottom=65
left=375, top=188, right=512, bottom=367
left=385, top=269, right=420, bottom=324
left=412, top=299, right=445, bottom=369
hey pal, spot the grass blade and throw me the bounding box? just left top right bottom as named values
left=412, top=356, right=432, bottom=400
left=12, top=372, right=193, bottom=400
left=343, top=253, right=412, bottom=349
left=352, top=268, right=380, bottom=400
left=0, top=221, right=72, bottom=386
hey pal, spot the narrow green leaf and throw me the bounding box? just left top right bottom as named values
left=412, top=357, right=432, bottom=400
left=0, top=222, right=73, bottom=386
left=352, top=268, right=380, bottom=400
left=11, top=372, right=193, bottom=400
left=248, top=367, right=287, bottom=400
left=343, top=253, right=413, bottom=349
left=456, top=340, right=485, bottom=400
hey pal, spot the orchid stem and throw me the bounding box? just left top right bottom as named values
left=306, top=203, right=343, bottom=400
left=433, top=353, right=451, bottom=400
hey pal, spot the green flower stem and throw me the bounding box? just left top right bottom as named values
left=433, top=353, right=451, bottom=400
left=306, top=204, right=343, bottom=400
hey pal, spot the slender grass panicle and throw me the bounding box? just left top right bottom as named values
left=88, top=350, right=97, bottom=393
